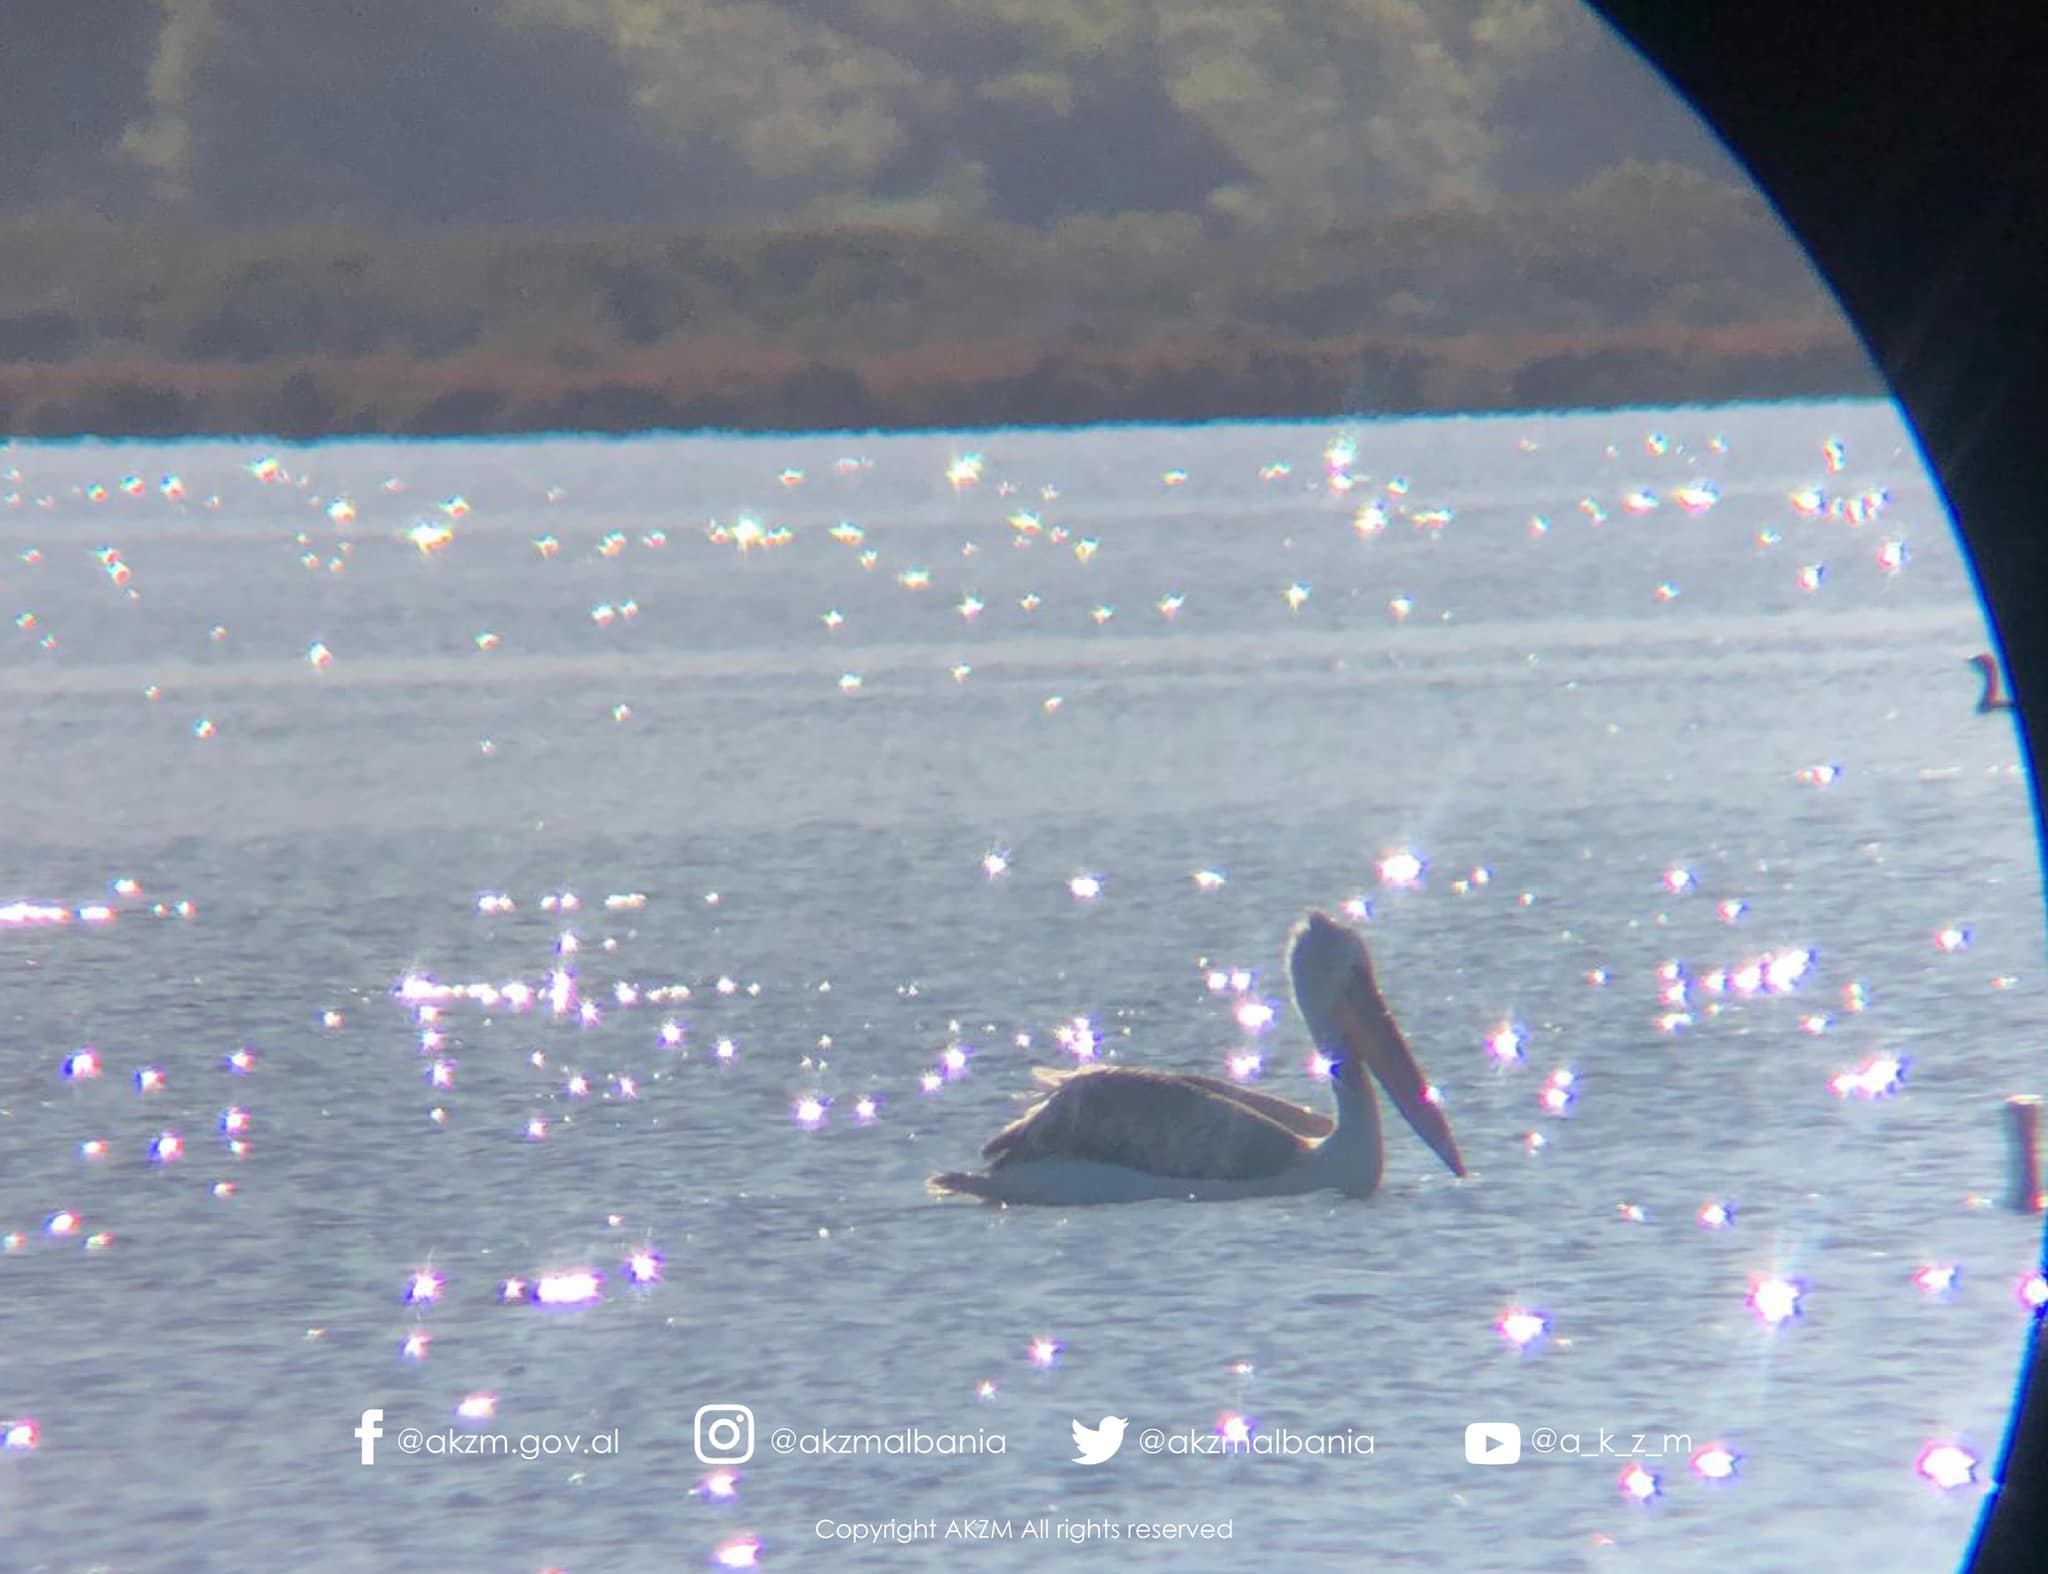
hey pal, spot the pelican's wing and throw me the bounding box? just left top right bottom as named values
left=1023, top=1065, right=1328, bottom=1135
left=983, top=1066, right=1309, bottom=1180
left=1168, top=1073, right=1335, bottom=1140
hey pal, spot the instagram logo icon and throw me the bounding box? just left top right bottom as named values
left=695, top=1404, right=755, bottom=1465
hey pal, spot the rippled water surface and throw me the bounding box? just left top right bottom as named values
left=1, top=402, right=2043, bottom=1572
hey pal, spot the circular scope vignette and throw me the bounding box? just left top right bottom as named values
left=0, top=6, right=2041, bottom=1572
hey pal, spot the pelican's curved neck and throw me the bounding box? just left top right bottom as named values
left=1323, top=1061, right=1385, bottom=1194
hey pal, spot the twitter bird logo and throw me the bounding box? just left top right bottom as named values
left=1072, top=1416, right=1128, bottom=1465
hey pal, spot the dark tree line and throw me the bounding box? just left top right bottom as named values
left=6, top=1, right=1743, bottom=232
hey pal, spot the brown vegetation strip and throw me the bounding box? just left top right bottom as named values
left=0, top=318, right=1879, bottom=440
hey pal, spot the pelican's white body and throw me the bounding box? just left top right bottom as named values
left=957, top=1142, right=1367, bottom=1206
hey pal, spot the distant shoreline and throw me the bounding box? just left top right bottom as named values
left=1, top=317, right=1877, bottom=441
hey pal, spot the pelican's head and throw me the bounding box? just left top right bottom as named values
left=1288, top=910, right=1466, bottom=1178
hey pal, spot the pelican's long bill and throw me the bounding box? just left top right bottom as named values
left=1289, top=911, right=1466, bottom=1178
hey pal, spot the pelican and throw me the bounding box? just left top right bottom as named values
left=1970, top=652, right=2016, bottom=713
left=928, top=911, right=1465, bottom=1204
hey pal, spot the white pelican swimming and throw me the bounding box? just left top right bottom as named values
left=1970, top=652, right=2016, bottom=713
left=928, top=911, right=1465, bottom=1204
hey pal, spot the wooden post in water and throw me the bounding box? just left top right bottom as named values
left=2005, top=1095, right=2043, bottom=1213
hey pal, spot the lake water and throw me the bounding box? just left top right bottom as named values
left=1, top=401, right=2043, bottom=1572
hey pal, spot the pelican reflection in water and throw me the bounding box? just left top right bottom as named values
left=929, top=911, right=1465, bottom=1204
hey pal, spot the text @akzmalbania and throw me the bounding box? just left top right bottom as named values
left=1139, top=1426, right=1373, bottom=1457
